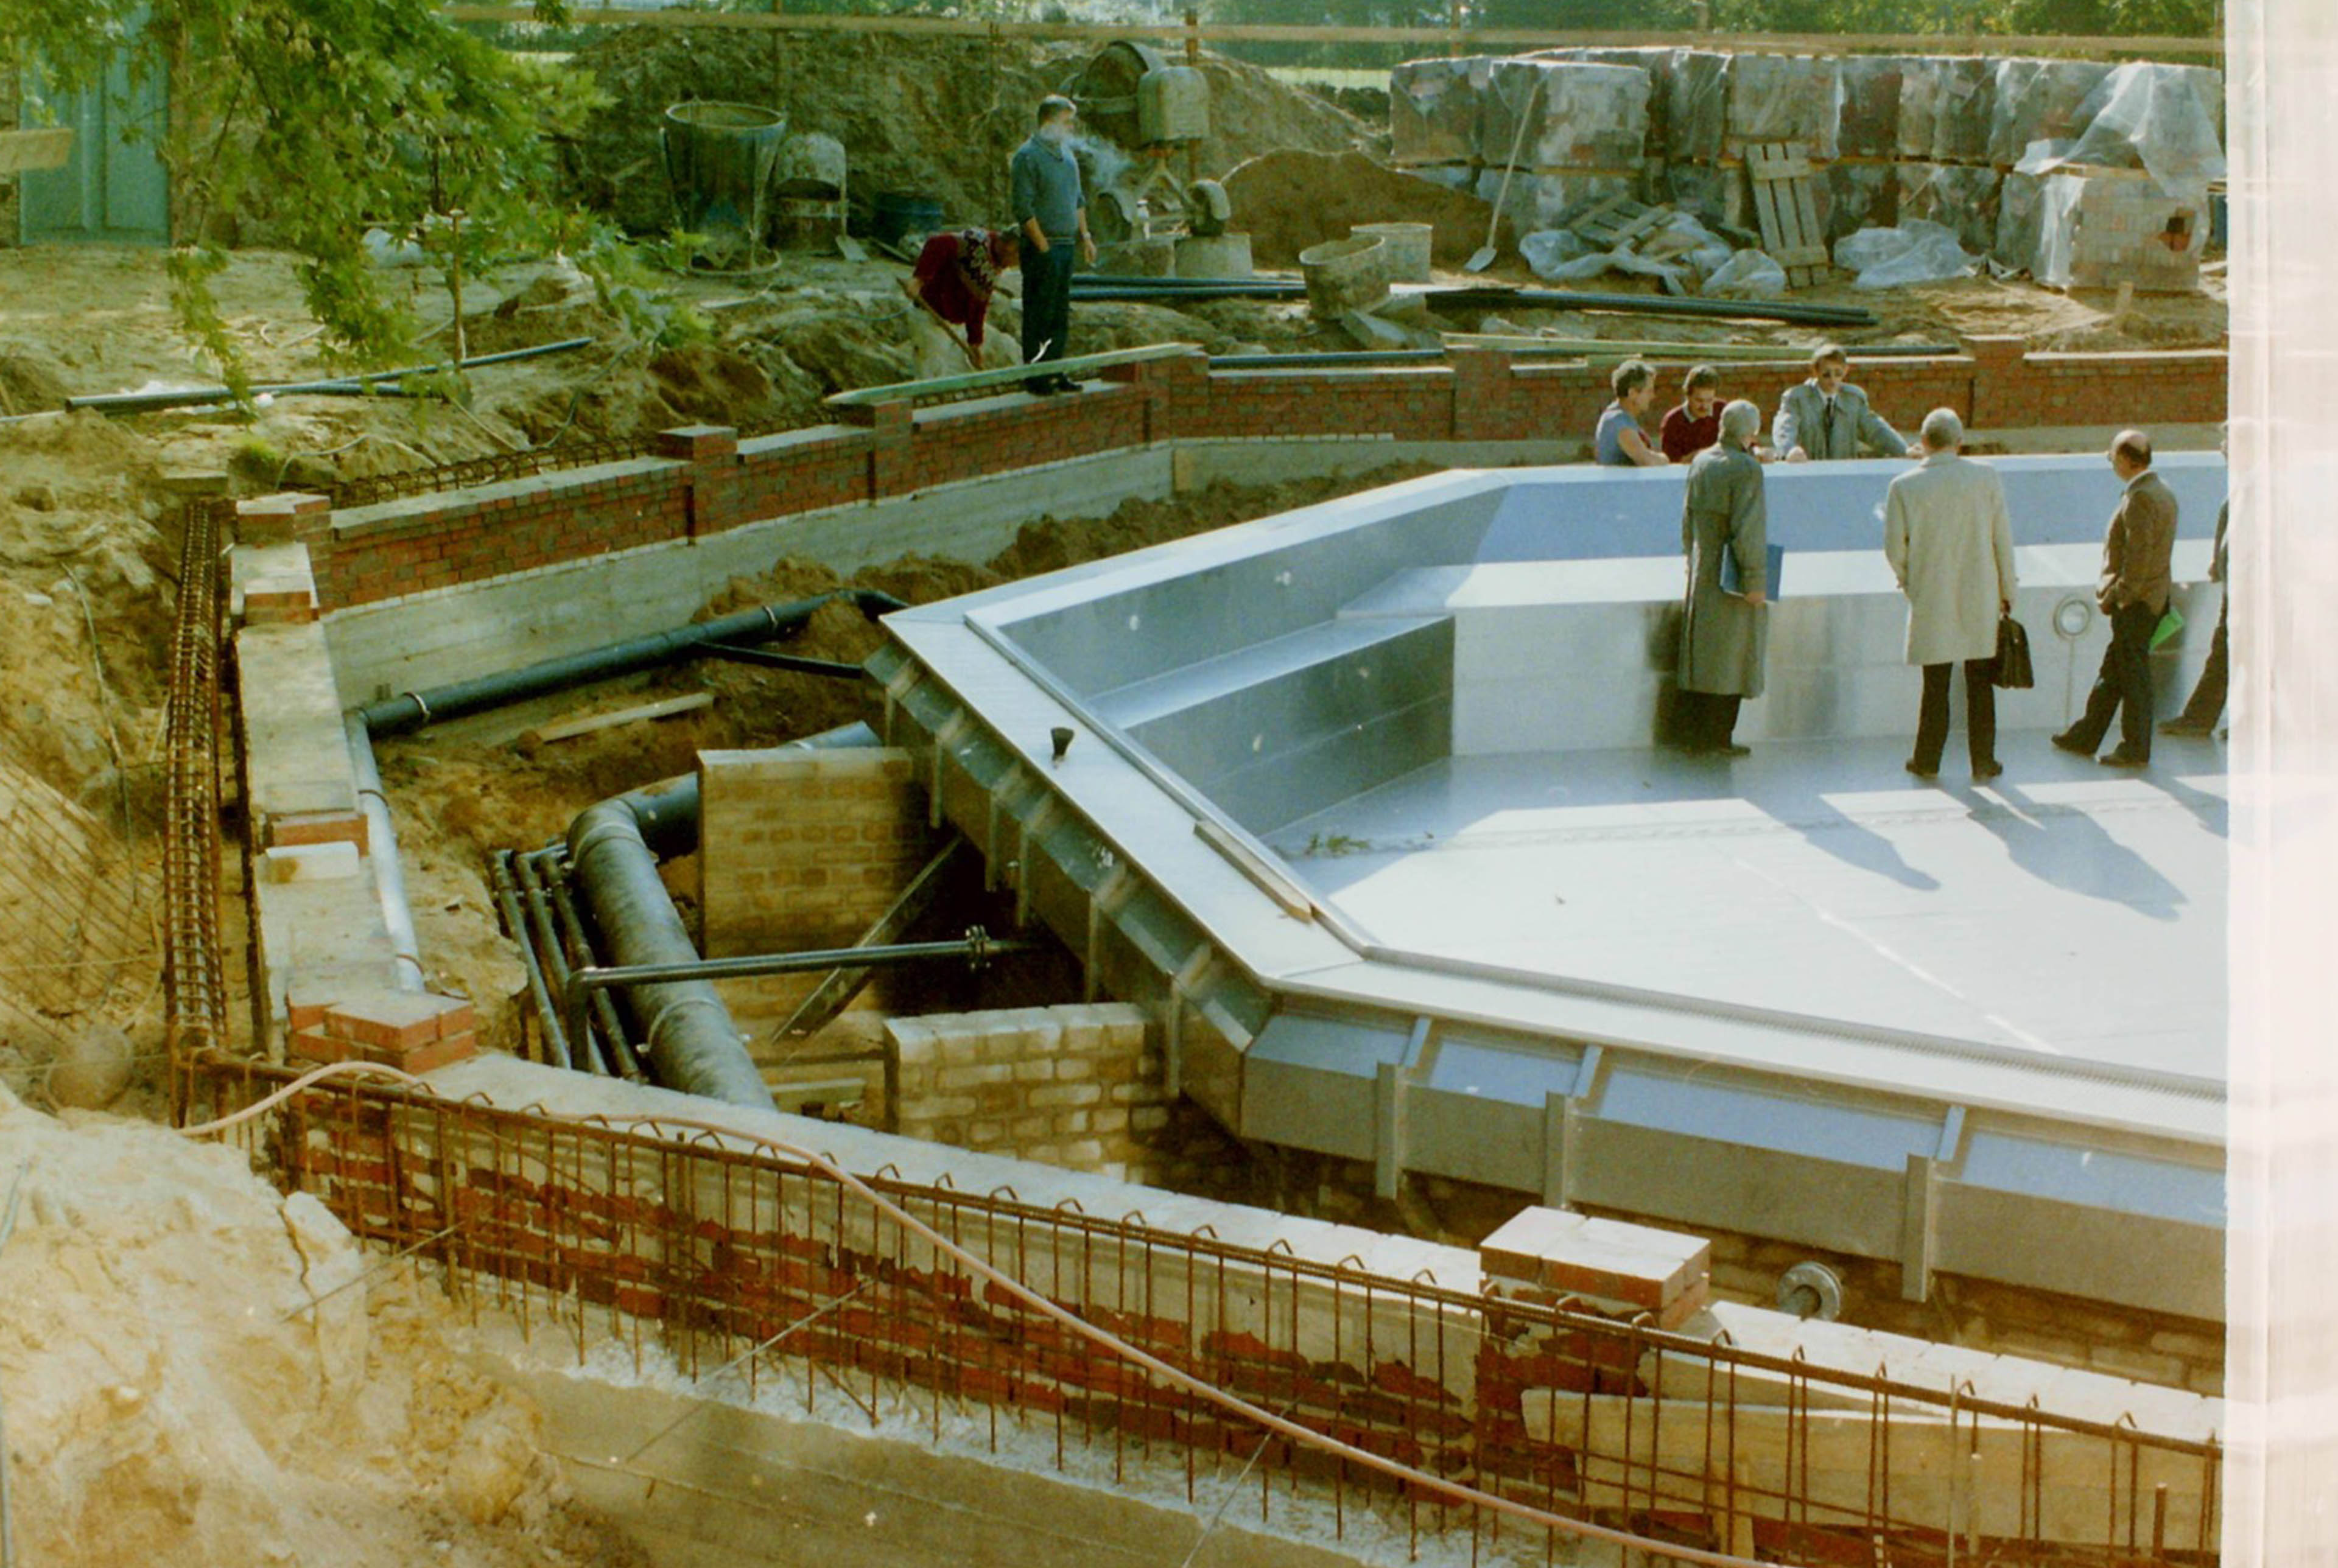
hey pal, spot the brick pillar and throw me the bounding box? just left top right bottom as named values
left=1961, top=335, right=2027, bottom=432
left=1448, top=346, right=1517, bottom=442
left=836, top=401, right=916, bottom=498
left=236, top=491, right=332, bottom=545
left=654, top=424, right=742, bottom=538
left=1107, top=348, right=1209, bottom=444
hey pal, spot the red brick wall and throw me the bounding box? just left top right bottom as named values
left=311, top=341, right=2228, bottom=612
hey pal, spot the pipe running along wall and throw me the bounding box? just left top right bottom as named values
left=348, top=586, right=896, bottom=1109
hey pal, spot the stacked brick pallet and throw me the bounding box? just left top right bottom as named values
left=1391, top=49, right=2220, bottom=293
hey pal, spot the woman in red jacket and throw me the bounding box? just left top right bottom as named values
left=905, top=228, right=1022, bottom=369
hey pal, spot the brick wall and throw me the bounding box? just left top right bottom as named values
left=886, top=1003, right=1251, bottom=1197
left=305, top=340, right=2229, bottom=615
left=261, top=1057, right=2223, bottom=1558
left=697, top=747, right=936, bottom=1047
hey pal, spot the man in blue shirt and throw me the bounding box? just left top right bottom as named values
left=1009, top=95, right=1097, bottom=395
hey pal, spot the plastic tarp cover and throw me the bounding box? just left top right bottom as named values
left=1836, top=55, right=1906, bottom=161
left=1483, top=59, right=1651, bottom=172
left=1897, top=163, right=2005, bottom=255
left=1898, top=57, right=1994, bottom=163
left=1391, top=55, right=1495, bottom=165
left=1475, top=167, right=1635, bottom=235
left=1725, top=53, right=1844, bottom=161
left=2062, top=61, right=2226, bottom=213
left=1834, top=220, right=1977, bottom=290
left=1704, top=248, right=1788, bottom=298
left=1993, top=167, right=2050, bottom=272
left=1988, top=58, right=2113, bottom=167
left=1666, top=49, right=1731, bottom=162
left=1825, top=163, right=1898, bottom=243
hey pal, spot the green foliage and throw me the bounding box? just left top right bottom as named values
left=2, top=0, right=606, bottom=387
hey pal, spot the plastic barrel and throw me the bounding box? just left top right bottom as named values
left=1298, top=234, right=1389, bottom=317
left=661, top=102, right=787, bottom=262
left=1350, top=222, right=1433, bottom=282
left=872, top=192, right=946, bottom=249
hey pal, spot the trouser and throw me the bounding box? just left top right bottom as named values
left=1912, top=659, right=1998, bottom=772
left=2175, top=593, right=2228, bottom=726
left=1020, top=242, right=1075, bottom=368
left=1675, top=689, right=1743, bottom=751
left=2067, top=600, right=2159, bottom=757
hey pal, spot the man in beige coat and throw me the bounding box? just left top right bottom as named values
left=2052, top=429, right=2178, bottom=767
left=1884, top=408, right=2017, bottom=781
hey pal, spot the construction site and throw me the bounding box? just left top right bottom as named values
left=0, top=4, right=2280, bottom=1565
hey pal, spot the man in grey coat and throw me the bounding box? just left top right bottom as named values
left=1674, top=399, right=1770, bottom=757
left=1884, top=408, right=2018, bottom=782
left=1774, top=345, right=1924, bottom=463
left=2053, top=429, right=2178, bottom=767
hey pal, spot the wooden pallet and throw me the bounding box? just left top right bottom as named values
left=1573, top=195, right=1674, bottom=252
left=1744, top=142, right=1830, bottom=289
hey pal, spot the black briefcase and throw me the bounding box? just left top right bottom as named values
left=1992, top=614, right=2035, bottom=690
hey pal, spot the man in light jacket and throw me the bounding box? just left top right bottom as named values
left=1774, top=344, right=1924, bottom=463
left=2053, top=429, right=2178, bottom=768
left=1674, top=399, right=1770, bottom=757
left=1884, top=408, right=2017, bottom=782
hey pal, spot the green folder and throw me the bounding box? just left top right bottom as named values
left=2150, top=605, right=2185, bottom=650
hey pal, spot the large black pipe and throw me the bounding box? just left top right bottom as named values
left=357, top=590, right=905, bottom=738
left=557, top=721, right=885, bottom=1111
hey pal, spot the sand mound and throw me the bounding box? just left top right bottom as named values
left=1222, top=149, right=1500, bottom=269
left=0, top=1087, right=645, bottom=1567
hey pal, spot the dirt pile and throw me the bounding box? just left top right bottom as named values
left=0, top=1086, right=645, bottom=1567
left=569, top=29, right=1370, bottom=236
left=1222, top=149, right=1500, bottom=269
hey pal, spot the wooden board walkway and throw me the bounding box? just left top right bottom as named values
left=1745, top=142, right=1831, bottom=290
left=824, top=341, right=1198, bottom=410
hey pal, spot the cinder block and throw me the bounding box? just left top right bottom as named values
left=325, top=990, right=458, bottom=1052
left=1480, top=1206, right=1711, bottom=1317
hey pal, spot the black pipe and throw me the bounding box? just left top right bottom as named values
left=571, top=934, right=1042, bottom=990
left=65, top=337, right=599, bottom=416
left=491, top=851, right=569, bottom=1068
left=511, top=851, right=584, bottom=1073
left=535, top=848, right=646, bottom=1082
left=1069, top=277, right=1878, bottom=327
left=567, top=796, right=776, bottom=1110
left=357, top=590, right=902, bottom=738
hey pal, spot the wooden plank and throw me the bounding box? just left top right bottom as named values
left=1789, top=177, right=1830, bottom=280
left=1571, top=194, right=1636, bottom=244
left=437, top=9, right=2222, bottom=58
left=0, top=128, right=74, bottom=177
left=524, top=692, right=711, bottom=745
left=824, top=341, right=1199, bottom=408
left=1747, top=164, right=1791, bottom=267
left=1523, top=1395, right=2217, bottom=1546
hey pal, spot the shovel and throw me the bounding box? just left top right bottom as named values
left=1467, top=71, right=1543, bottom=273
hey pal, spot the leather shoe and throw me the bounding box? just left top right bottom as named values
left=2049, top=731, right=2094, bottom=756
left=1715, top=742, right=1751, bottom=757
left=1971, top=760, right=2004, bottom=782
left=2158, top=716, right=2215, bottom=737
left=1903, top=758, right=1938, bottom=779
left=2098, top=749, right=2150, bottom=768
left=1027, top=376, right=1062, bottom=396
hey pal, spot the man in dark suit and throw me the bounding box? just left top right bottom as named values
left=1674, top=399, right=1770, bottom=757
left=2053, top=429, right=2178, bottom=767
left=2162, top=426, right=2231, bottom=738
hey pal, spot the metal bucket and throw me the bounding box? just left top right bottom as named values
left=1298, top=234, right=1390, bottom=317
left=1350, top=221, right=1433, bottom=283
left=661, top=101, right=787, bottom=264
